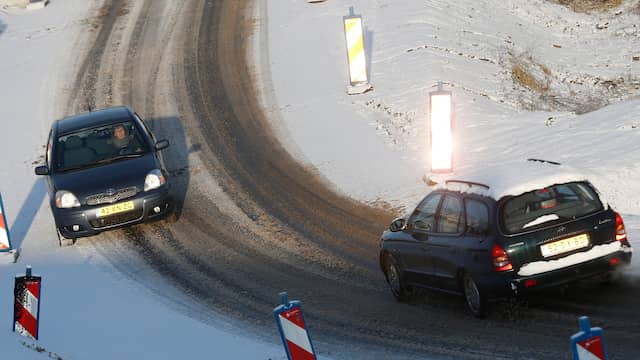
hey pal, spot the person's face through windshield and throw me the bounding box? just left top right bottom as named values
left=113, top=125, right=127, bottom=140
left=112, top=124, right=131, bottom=149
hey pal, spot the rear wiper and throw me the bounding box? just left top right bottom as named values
left=522, top=214, right=560, bottom=229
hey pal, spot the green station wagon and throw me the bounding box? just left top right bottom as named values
left=379, top=160, right=633, bottom=317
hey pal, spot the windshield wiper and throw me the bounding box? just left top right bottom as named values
left=57, top=154, right=144, bottom=172
left=96, top=153, right=144, bottom=165
left=58, top=164, right=92, bottom=172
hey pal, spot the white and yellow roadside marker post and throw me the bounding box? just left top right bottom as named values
left=0, top=193, right=19, bottom=264
left=429, top=82, right=454, bottom=174
left=343, top=8, right=372, bottom=95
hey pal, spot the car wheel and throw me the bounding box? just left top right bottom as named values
left=384, top=255, right=412, bottom=302
left=598, top=272, right=613, bottom=287
left=57, top=230, right=75, bottom=247
left=462, top=272, right=488, bottom=318
left=164, top=209, right=178, bottom=224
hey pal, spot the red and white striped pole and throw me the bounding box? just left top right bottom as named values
left=0, top=193, right=18, bottom=263
left=13, top=266, right=42, bottom=340
left=274, top=292, right=317, bottom=360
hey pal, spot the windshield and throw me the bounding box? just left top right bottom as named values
left=499, top=182, right=603, bottom=234
left=54, top=121, right=150, bottom=172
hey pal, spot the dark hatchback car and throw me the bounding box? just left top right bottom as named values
left=379, top=162, right=632, bottom=317
left=35, top=106, right=174, bottom=246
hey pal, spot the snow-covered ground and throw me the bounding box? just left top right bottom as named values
left=258, top=0, right=640, bottom=271
left=1, top=0, right=639, bottom=358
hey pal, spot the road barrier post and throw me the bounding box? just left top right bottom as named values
left=13, top=265, right=42, bottom=340
left=0, top=193, right=18, bottom=263
left=343, top=7, right=372, bottom=95
left=571, top=316, right=608, bottom=360
left=274, top=292, right=317, bottom=360
left=429, top=82, right=454, bottom=173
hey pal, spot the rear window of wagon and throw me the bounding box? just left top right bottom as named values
left=499, top=181, right=604, bottom=235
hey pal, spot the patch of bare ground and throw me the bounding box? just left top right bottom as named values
left=551, top=0, right=622, bottom=13
left=20, top=341, right=64, bottom=360
left=366, top=199, right=404, bottom=218
left=508, top=52, right=640, bottom=114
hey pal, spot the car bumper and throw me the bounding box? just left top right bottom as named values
left=485, top=247, right=632, bottom=298
left=53, top=187, right=174, bottom=239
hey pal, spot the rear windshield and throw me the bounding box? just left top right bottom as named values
left=53, top=121, right=150, bottom=172
left=499, top=182, right=603, bottom=234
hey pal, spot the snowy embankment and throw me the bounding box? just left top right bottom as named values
left=258, top=0, right=640, bottom=271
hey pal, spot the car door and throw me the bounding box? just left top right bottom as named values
left=423, top=193, right=465, bottom=292
left=403, top=192, right=443, bottom=287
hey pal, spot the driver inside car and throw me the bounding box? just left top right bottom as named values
left=110, top=124, right=142, bottom=154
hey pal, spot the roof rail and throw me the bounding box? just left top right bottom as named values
left=527, top=158, right=561, bottom=166
left=445, top=179, right=490, bottom=190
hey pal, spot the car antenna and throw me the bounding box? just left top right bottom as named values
left=527, top=158, right=561, bottom=166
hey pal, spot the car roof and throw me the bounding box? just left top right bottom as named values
left=55, top=106, right=134, bottom=135
left=436, top=160, right=592, bottom=201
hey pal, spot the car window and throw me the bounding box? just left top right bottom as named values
left=500, top=181, right=603, bottom=234
left=437, top=195, right=463, bottom=234
left=54, top=121, right=150, bottom=172
left=465, top=199, right=489, bottom=236
left=410, top=193, right=442, bottom=233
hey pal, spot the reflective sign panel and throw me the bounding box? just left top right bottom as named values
left=344, top=16, right=368, bottom=85
left=429, top=92, right=453, bottom=173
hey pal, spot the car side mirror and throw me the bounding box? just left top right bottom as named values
left=389, top=218, right=407, bottom=232
left=155, top=139, right=170, bottom=151
left=35, top=165, right=49, bottom=176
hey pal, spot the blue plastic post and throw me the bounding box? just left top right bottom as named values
left=571, top=315, right=608, bottom=360
left=279, top=292, right=289, bottom=307
left=578, top=316, right=590, bottom=332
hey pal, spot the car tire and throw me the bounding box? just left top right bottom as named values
left=164, top=209, right=178, bottom=224
left=384, top=255, right=412, bottom=302
left=598, top=272, right=613, bottom=287
left=462, top=272, right=488, bottom=318
left=57, top=230, right=75, bottom=247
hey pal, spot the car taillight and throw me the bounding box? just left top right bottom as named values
left=615, top=212, right=627, bottom=242
left=492, top=243, right=512, bottom=272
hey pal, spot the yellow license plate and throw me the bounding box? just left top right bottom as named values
left=96, top=201, right=135, bottom=218
left=540, top=233, right=589, bottom=258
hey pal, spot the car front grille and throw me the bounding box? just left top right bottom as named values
left=86, top=186, right=138, bottom=206
left=89, top=209, right=143, bottom=228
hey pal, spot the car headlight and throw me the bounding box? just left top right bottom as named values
left=144, top=169, right=166, bottom=191
left=55, top=191, right=80, bottom=208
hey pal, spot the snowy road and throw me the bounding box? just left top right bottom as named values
left=59, top=0, right=640, bottom=359
left=3, top=0, right=639, bottom=359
